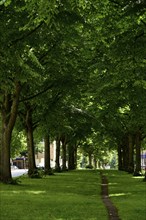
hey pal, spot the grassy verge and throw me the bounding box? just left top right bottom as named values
left=0, top=170, right=107, bottom=220
left=102, top=170, right=146, bottom=220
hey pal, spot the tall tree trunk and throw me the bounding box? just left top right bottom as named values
left=127, top=133, right=134, bottom=173
left=44, top=135, right=52, bottom=174
left=122, top=136, right=129, bottom=172
left=93, top=155, right=97, bottom=169
left=55, top=136, right=61, bottom=172
left=0, top=126, right=12, bottom=183
left=88, top=152, right=93, bottom=168
left=25, top=105, right=37, bottom=177
left=134, top=131, right=142, bottom=176
left=74, top=145, right=78, bottom=169
left=61, top=136, right=67, bottom=171
left=0, top=82, right=21, bottom=183
left=68, top=145, right=76, bottom=170
left=118, top=144, right=124, bottom=171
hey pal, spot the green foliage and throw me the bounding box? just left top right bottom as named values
left=28, top=168, right=44, bottom=179
left=85, top=0, right=146, bottom=151
left=1, top=0, right=146, bottom=177
left=11, top=129, right=27, bottom=158
left=0, top=0, right=11, bottom=6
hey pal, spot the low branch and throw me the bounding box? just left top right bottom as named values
left=141, top=19, right=146, bottom=27
left=109, top=0, right=123, bottom=7
left=50, top=92, right=62, bottom=106
left=10, top=21, right=44, bottom=45
left=20, top=82, right=54, bottom=102
left=135, top=31, right=145, bottom=40
left=39, top=38, right=62, bottom=63
left=33, top=120, right=40, bottom=130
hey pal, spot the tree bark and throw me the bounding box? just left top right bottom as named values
left=0, top=82, right=21, bottom=183
left=74, top=145, right=78, bottom=169
left=61, top=135, right=67, bottom=171
left=25, top=104, right=37, bottom=177
left=55, top=136, right=61, bottom=171
left=127, top=133, right=134, bottom=173
left=44, top=135, right=51, bottom=174
left=134, top=131, right=142, bottom=176
left=88, top=152, right=93, bottom=168
left=122, top=135, right=129, bottom=172
left=93, top=155, right=97, bottom=169
left=68, top=145, right=76, bottom=170
left=118, top=144, right=124, bottom=171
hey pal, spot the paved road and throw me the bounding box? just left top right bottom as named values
left=11, top=169, right=28, bottom=177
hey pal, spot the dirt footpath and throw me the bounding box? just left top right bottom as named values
left=100, top=172, right=121, bottom=220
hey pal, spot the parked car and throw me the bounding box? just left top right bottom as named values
left=11, top=165, right=19, bottom=170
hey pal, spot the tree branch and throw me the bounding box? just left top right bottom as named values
left=39, top=38, right=62, bottom=63
left=10, top=21, right=44, bottom=45
left=141, top=19, right=146, bottom=27
left=135, top=31, right=145, bottom=40
left=109, top=0, right=123, bottom=7
left=50, top=92, right=62, bottom=106
left=20, top=82, right=54, bottom=102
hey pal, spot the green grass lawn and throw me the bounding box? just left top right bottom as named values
left=0, top=170, right=107, bottom=220
left=102, top=170, right=146, bottom=220
left=0, top=170, right=145, bottom=220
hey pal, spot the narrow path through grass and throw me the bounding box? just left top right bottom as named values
left=102, top=170, right=146, bottom=220
left=100, top=172, right=120, bottom=220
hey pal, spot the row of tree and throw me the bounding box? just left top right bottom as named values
left=0, top=0, right=146, bottom=183
left=0, top=0, right=97, bottom=183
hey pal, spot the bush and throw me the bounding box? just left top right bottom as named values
left=28, top=169, right=44, bottom=178
left=85, top=164, right=93, bottom=169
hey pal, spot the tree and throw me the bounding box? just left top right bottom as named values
left=1, top=0, right=146, bottom=183
left=0, top=0, right=45, bottom=183
left=10, top=129, right=26, bottom=158
left=87, top=0, right=146, bottom=175
left=0, top=81, right=21, bottom=183
left=44, top=135, right=52, bottom=175
left=0, top=0, right=92, bottom=183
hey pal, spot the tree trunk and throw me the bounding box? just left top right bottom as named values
left=0, top=127, right=12, bottom=183
left=55, top=136, right=61, bottom=172
left=44, top=135, right=52, bottom=175
left=0, top=82, right=21, bottom=183
left=25, top=105, right=37, bottom=177
left=68, top=145, right=76, bottom=170
left=88, top=152, right=93, bottom=168
left=61, top=136, right=67, bottom=171
left=122, top=136, right=129, bottom=172
left=127, top=133, right=134, bottom=173
left=93, top=155, right=97, bottom=169
left=134, top=131, right=142, bottom=176
left=118, top=144, right=124, bottom=171
left=74, top=145, right=77, bottom=169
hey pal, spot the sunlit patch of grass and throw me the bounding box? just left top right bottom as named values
left=102, top=170, right=146, bottom=220
left=108, top=182, right=118, bottom=185
left=0, top=170, right=107, bottom=220
left=109, top=192, right=131, bottom=197
left=132, top=176, right=144, bottom=179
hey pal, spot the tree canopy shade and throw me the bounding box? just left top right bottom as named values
left=0, top=0, right=99, bottom=183
left=0, top=0, right=146, bottom=183
left=87, top=0, right=146, bottom=174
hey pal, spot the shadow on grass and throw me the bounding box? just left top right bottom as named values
left=0, top=170, right=107, bottom=220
